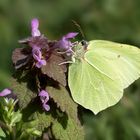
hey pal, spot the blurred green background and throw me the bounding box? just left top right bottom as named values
left=0, top=0, right=140, bottom=140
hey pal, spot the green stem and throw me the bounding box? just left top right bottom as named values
left=8, top=125, right=16, bottom=140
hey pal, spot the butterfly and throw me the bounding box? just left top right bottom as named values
left=68, top=40, right=140, bottom=114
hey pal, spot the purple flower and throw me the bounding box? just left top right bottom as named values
left=0, top=89, right=11, bottom=97
left=32, top=46, right=46, bottom=68
left=36, top=60, right=46, bottom=68
left=64, top=32, right=78, bottom=39
left=59, top=32, right=78, bottom=49
left=55, top=32, right=78, bottom=55
left=39, top=90, right=50, bottom=111
left=31, top=18, right=41, bottom=37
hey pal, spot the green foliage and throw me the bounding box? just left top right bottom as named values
left=30, top=111, right=53, bottom=132
left=47, top=85, right=78, bottom=121
left=11, top=75, right=52, bottom=132
left=11, top=77, right=36, bottom=109
left=47, top=85, right=85, bottom=140
left=0, top=97, right=41, bottom=140
left=17, top=122, right=41, bottom=140
left=0, top=127, right=6, bottom=138
left=0, top=98, right=22, bottom=127
left=52, top=116, right=84, bottom=140
left=11, top=69, right=84, bottom=139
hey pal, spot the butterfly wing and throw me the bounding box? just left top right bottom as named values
left=68, top=59, right=122, bottom=114
left=68, top=40, right=140, bottom=114
left=86, top=40, right=140, bottom=88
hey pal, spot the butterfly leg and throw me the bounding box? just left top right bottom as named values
left=58, top=61, right=74, bottom=65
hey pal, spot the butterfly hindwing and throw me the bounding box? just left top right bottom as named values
left=68, top=58, right=123, bottom=114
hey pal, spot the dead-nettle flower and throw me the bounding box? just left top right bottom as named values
left=39, top=90, right=50, bottom=111
left=55, top=32, right=78, bottom=55
left=31, top=18, right=41, bottom=37
left=30, top=19, right=47, bottom=68
left=32, top=46, right=46, bottom=68
left=0, top=89, right=11, bottom=97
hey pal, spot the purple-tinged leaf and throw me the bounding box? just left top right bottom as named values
left=12, top=48, right=32, bottom=69
left=41, top=53, right=67, bottom=86
left=29, top=36, right=49, bottom=49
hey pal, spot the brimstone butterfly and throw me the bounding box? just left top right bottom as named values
left=68, top=40, right=140, bottom=114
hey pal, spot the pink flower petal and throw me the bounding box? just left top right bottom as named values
left=64, top=32, right=78, bottom=39
left=32, top=47, right=42, bottom=61
left=36, top=59, right=46, bottom=68
left=39, top=90, right=50, bottom=111
left=31, top=18, right=41, bottom=37
left=39, top=90, right=49, bottom=97
left=43, top=103, right=50, bottom=111
left=0, top=89, right=11, bottom=97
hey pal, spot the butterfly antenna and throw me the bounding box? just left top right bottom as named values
left=71, top=20, right=86, bottom=39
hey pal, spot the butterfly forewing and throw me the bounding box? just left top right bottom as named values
left=86, top=40, right=140, bottom=88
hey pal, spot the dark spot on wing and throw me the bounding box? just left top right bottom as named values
left=117, top=55, right=121, bottom=58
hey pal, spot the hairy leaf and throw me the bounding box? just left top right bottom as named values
left=46, top=85, right=78, bottom=121
left=12, top=48, right=31, bottom=69
left=52, top=116, right=85, bottom=140
left=28, top=36, right=49, bottom=49
left=11, top=77, right=36, bottom=109
left=41, top=53, right=67, bottom=86
left=31, top=111, right=53, bottom=131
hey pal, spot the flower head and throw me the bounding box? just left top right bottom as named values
left=39, top=90, right=50, bottom=111
left=64, top=32, right=78, bottom=39
left=31, top=18, right=41, bottom=37
left=55, top=32, right=78, bottom=55
left=59, top=32, right=78, bottom=50
left=32, top=46, right=46, bottom=68
left=0, top=89, right=11, bottom=97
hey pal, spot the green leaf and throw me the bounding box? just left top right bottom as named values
left=47, top=85, right=85, bottom=140
left=0, top=127, right=6, bottom=138
left=31, top=111, right=53, bottom=131
left=52, top=115, right=85, bottom=140
left=68, top=40, right=140, bottom=114
left=11, top=77, right=36, bottom=109
left=21, top=121, right=42, bottom=137
left=10, top=111, right=22, bottom=126
left=41, top=52, right=67, bottom=86
left=46, top=85, right=78, bottom=121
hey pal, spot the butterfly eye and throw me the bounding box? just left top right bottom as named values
left=81, top=40, right=88, bottom=50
